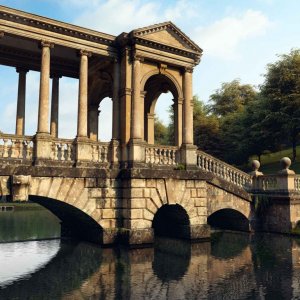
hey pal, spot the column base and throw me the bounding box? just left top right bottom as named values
left=34, top=132, right=52, bottom=164
left=180, top=144, right=197, bottom=168
left=128, top=138, right=146, bottom=167
left=75, top=136, right=93, bottom=163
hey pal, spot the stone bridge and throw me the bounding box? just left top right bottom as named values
left=0, top=5, right=299, bottom=245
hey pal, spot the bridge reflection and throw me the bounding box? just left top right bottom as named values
left=1, top=232, right=300, bottom=299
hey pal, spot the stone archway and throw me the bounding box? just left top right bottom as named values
left=142, top=72, right=183, bottom=146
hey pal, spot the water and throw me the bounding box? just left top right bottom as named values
left=1, top=208, right=300, bottom=299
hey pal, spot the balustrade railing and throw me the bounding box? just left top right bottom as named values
left=51, top=138, right=75, bottom=162
left=196, top=150, right=252, bottom=188
left=0, top=133, right=34, bottom=160
left=145, top=145, right=178, bottom=166
left=92, top=142, right=110, bottom=164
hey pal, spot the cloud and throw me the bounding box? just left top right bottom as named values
left=192, top=9, right=272, bottom=60
left=61, top=0, right=195, bottom=35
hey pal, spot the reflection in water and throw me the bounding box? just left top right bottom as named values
left=0, top=205, right=60, bottom=242
left=0, top=240, right=60, bottom=288
left=1, top=208, right=300, bottom=299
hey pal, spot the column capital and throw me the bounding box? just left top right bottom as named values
left=140, top=90, right=147, bottom=98
left=178, top=97, right=184, bottom=105
left=147, top=113, right=155, bottom=119
left=183, top=66, right=193, bottom=74
left=16, top=67, right=29, bottom=74
left=132, top=54, right=144, bottom=63
left=79, top=49, right=92, bottom=57
left=40, top=40, right=54, bottom=49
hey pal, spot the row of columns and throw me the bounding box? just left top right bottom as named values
left=14, top=42, right=91, bottom=139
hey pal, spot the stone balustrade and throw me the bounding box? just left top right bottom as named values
left=0, top=133, right=34, bottom=160
left=52, top=138, right=75, bottom=162
left=145, top=145, right=179, bottom=166
left=196, top=150, right=252, bottom=188
left=92, top=142, right=110, bottom=164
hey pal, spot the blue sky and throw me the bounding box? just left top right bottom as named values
left=0, top=0, right=299, bottom=140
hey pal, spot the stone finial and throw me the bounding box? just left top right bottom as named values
left=278, top=157, right=295, bottom=174
left=249, top=160, right=263, bottom=177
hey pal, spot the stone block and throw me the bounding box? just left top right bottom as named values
left=190, top=189, right=197, bottom=198
left=130, top=219, right=152, bottom=229
left=186, top=180, right=195, bottom=188
left=130, top=209, right=143, bottom=219
left=197, top=207, right=207, bottom=216
left=194, top=198, right=207, bottom=207
left=131, top=188, right=144, bottom=198
left=197, top=189, right=206, bottom=197
left=85, top=178, right=97, bottom=188
left=195, top=181, right=206, bottom=188
left=143, top=209, right=154, bottom=221
left=100, top=219, right=117, bottom=229
left=102, top=209, right=116, bottom=219
left=143, top=188, right=151, bottom=198
left=146, top=179, right=157, bottom=188
left=97, top=178, right=108, bottom=188
left=130, top=198, right=146, bottom=208
left=130, top=179, right=146, bottom=188
left=146, top=199, right=158, bottom=214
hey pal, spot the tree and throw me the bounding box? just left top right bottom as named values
left=260, top=49, right=300, bottom=161
left=154, top=117, right=169, bottom=145
left=209, top=79, right=257, bottom=117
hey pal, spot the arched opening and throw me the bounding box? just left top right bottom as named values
left=143, top=74, right=181, bottom=146
left=154, top=91, right=173, bottom=145
left=98, top=97, right=112, bottom=142
left=208, top=209, right=250, bottom=232
left=152, top=204, right=190, bottom=239
left=30, top=196, right=103, bottom=244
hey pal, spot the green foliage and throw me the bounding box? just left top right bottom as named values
left=253, top=195, right=270, bottom=216
left=209, top=79, right=257, bottom=117
left=260, top=49, right=300, bottom=161
left=154, top=117, right=171, bottom=145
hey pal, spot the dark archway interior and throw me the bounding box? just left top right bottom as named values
left=152, top=204, right=190, bottom=239
left=208, top=209, right=250, bottom=232
left=30, top=196, right=103, bottom=244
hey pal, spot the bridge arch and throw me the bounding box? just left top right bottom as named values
left=207, top=209, right=250, bottom=232
left=30, top=195, right=103, bottom=244
left=152, top=204, right=191, bottom=239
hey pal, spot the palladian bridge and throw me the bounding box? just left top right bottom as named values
left=0, top=5, right=299, bottom=245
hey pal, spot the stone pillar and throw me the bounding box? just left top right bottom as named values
left=183, top=68, right=193, bottom=145
left=112, top=59, right=120, bottom=140
left=50, top=75, right=61, bottom=138
left=131, top=56, right=142, bottom=140
left=77, top=50, right=90, bottom=138
left=89, top=105, right=99, bottom=141
left=147, top=113, right=155, bottom=144
left=129, top=55, right=145, bottom=164
left=174, top=98, right=183, bottom=147
left=34, top=41, right=54, bottom=163
left=15, top=68, right=28, bottom=135
left=75, top=50, right=93, bottom=164
left=37, top=41, right=53, bottom=134
left=181, top=68, right=197, bottom=167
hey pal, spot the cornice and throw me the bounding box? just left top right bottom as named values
left=134, top=37, right=201, bottom=65
left=0, top=5, right=116, bottom=46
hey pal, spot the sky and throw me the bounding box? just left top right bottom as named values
left=0, top=0, right=299, bottom=140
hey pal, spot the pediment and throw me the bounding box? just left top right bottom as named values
left=132, top=22, right=202, bottom=53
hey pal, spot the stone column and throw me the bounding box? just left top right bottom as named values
left=89, top=106, right=99, bottom=141
left=37, top=41, right=53, bottom=134
left=75, top=50, right=93, bottom=164
left=181, top=67, right=197, bottom=167
left=183, top=68, right=193, bottom=145
left=112, top=59, right=120, bottom=140
left=131, top=56, right=142, bottom=140
left=50, top=75, right=61, bottom=138
left=147, top=113, right=155, bottom=144
left=15, top=68, right=28, bottom=135
left=77, top=50, right=91, bottom=138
